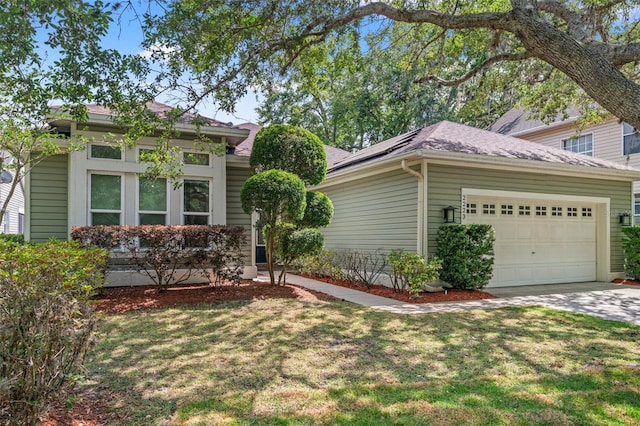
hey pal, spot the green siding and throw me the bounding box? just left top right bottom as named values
left=427, top=164, right=631, bottom=272
left=29, top=154, right=69, bottom=242
left=322, top=169, right=419, bottom=253
left=226, top=165, right=252, bottom=261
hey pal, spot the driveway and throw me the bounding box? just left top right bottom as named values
left=285, top=275, right=640, bottom=326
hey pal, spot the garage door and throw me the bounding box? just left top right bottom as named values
left=465, top=196, right=596, bottom=287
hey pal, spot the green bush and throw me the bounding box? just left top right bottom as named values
left=0, top=233, right=24, bottom=244
left=621, top=226, right=640, bottom=280
left=293, top=250, right=344, bottom=280
left=436, top=224, right=495, bottom=290
left=0, top=240, right=108, bottom=425
left=387, top=249, right=442, bottom=296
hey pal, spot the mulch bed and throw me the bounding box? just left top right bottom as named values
left=612, top=278, right=640, bottom=287
left=300, top=274, right=496, bottom=303
left=95, top=280, right=337, bottom=314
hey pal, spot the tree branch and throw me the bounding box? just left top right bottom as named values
left=414, top=51, right=533, bottom=86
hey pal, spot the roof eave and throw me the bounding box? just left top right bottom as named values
left=416, top=149, right=640, bottom=181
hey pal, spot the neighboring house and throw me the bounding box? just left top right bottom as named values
left=0, top=153, right=25, bottom=234
left=25, top=103, right=350, bottom=284
left=314, top=120, right=640, bottom=288
left=488, top=108, right=640, bottom=222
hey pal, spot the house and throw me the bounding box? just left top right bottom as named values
left=0, top=158, right=25, bottom=234
left=25, top=103, right=350, bottom=283
left=488, top=108, right=640, bottom=222
left=314, top=120, right=640, bottom=287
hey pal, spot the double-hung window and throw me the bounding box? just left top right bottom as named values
left=563, top=134, right=593, bottom=156
left=138, top=177, right=168, bottom=225
left=623, top=122, right=640, bottom=155
left=90, top=173, right=122, bottom=225
left=183, top=179, right=211, bottom=225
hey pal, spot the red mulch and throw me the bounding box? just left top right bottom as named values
left=612, top=278, right=640, bottom=287
left=42, top=275, right=494, bottom=424
left=302, top=275, right=496, bottom=303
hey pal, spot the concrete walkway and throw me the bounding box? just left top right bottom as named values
left=279, top=274, right=640, bottom=326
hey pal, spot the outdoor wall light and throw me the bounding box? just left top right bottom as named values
left=619, top=212, right=632, bottom=227
left=443, top=205, right=458, bottom=223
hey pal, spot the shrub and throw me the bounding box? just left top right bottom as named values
left=0, top=233, right=24, bottom=244
left=387, top=249, right=442, bottom=296
left=273, top=224, right=324, bottom=284
left=71, top=225, right=246, bottom=291
left=292, top=250, right=344, bottom=280
left=0, top=240, right=108, bottom=425
left=337, top=249, right=388, bottom=288
left=436, top=224, right=495, bottom=290
left=621, top=226, right=640, bottom=280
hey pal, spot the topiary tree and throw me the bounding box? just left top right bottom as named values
left=242, top=124, right=332, bottom=285
left=249, top=124, right=327, bottom=185
left=241, top=169, right=307, bottom=284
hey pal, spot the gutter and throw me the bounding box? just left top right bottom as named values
left=414, top=149, right=640, bottom=181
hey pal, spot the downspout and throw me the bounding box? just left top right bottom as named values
left=401, top=160, right=424, bottom=254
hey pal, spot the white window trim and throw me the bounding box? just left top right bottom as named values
left=622, top=122, right=640, bottom=156
left=181, top=177, right=213, bottom=225
left=88, top=143, right=124, bottom=161
left=88, top=172, right=124, bottom=225
left=183, top=150, right=211, bottom=167
left=562, top=133, right=593, bottom=157
left=136, top=176, right=169, bottom=225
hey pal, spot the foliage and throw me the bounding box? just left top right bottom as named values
left=241, top=170, right=307, bottom=226
left=292, top=250, right=345, bottom=280
left=0, top=240, right=108, bottom=425
left=0, top=233, right=24, bottom=245
left=436, top=224, right=495, bottom=290
left=71, top=225, right=246, bottom=291
left=273, top=224, right=325, bottom=284
left=337, top=249, right=388, bottom=289
left=0, top=1, right=152, bottom=221
left=387, top=250, right=442, bottom=297
left=141, top=1, right=640, bottom=134
left=621, top=226, right=640, bottom=280
left=298, top=191, right=334, bottom=228
left=250, top=124, right=327, bottom=186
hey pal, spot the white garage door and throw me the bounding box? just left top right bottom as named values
left=466, top=196, right=597, bottom=287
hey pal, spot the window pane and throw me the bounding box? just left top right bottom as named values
left=140, top=213, right=166, bottom=225
left=623, top=122, right=635, bottom=135
left=91, top=174, right=121, bottom=210
left=139, top=177, right=167, bottom=211
left=624, top=133, right=640, bottom=155
left=184, top=215, right=208, bottom=225
left=138, top=148, right=156, bottom=161
left=184, top=180, right=209, bottom=212
left=184, top=152, right=210, bottom=166
left=92, top=212, right=120, bottom=226
left=91, top=144, right=122, bottom=159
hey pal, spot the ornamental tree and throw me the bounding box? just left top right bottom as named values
left=241, top=125, right=332, bottom=285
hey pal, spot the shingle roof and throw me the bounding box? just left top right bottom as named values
left=234, top=123, right=351, bottom=168
left=487, top=107, right=580, bottom=135
left=85, top=101, right=237, bottom=128
left=330, top=120, right=636, bottom=173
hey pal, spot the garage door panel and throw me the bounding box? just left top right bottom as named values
left=467, top=196, right=597, bottom=287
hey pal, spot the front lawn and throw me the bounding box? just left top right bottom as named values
left=85, top=299, right=640, bottom=425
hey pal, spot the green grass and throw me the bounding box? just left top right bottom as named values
left=84, top=299, right=640, bottom=425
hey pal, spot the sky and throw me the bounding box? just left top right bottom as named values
left=101, top=3, right=262, bottom=125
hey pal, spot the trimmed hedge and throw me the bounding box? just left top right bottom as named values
left=0, top=233, right=24, bottom=244
left=0, top=240, right=108, bottom=425
left=71, top=225, right=246, bottom=291
left=436, top=224, right=495, bottom=290
left=622, top=226, right=640, bottom=280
